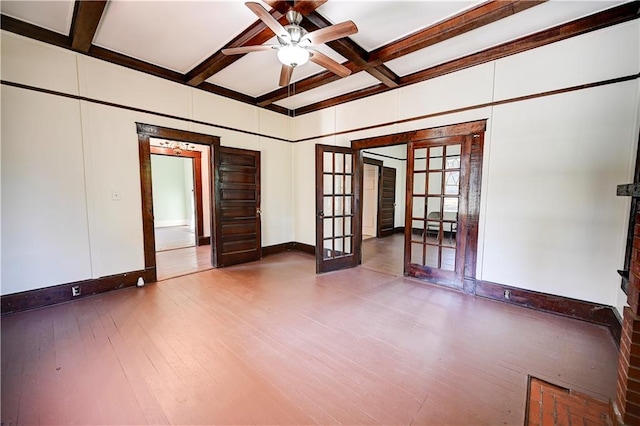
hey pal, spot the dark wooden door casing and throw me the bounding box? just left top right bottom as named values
left=213, top=146, right=262, bottom=267
left=137, top=123, right=220, bottom=279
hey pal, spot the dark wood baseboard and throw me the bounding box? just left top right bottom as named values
left=475, top=280, right=622, bottom=347
left=1, top=267, right=156, bottom=315
left=394, top=227, right=405, bottom=234
left=262, top=241, right=316, bottom=257
left=197, top=236, right=211, bottom=246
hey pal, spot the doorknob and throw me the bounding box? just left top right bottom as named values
left=318, top=211, right=324, bottom=217
left=256, top=208, right=262, bottom=215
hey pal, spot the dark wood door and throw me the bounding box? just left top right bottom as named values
left=405, top=135, right=471, bottom=289
left=316, top=144, right=361, bottom=273
left=378, top=166, right=396, bottom=237
left=213, top=146, right=261, bottom=267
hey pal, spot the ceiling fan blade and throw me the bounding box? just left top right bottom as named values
left=309, top=51, right=351, bottom=78
left=222, top=45, right=276, bottom=55
left=279, top=65, right=294, bottom=87
left=245, top=2, right=290, bottom=42
left=301, top=21, right=357, bottom=46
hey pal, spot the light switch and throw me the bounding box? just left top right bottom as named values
left=111, top=190, right=121, bottom=201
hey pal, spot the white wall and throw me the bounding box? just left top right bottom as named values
left=291, top=20, right=640, bottom=309
left=1, top=31, right=293, bottom=295
left=151, top=155, right=193, bottom=227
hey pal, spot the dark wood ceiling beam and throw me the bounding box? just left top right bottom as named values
left=1, top=14, right=71, bottom=49
left=369, top=0, right=546, bottom=64
left=400, top=0, right=640, bottom=86
left=184, top=12, right=287, bottom=87
left=292, top=0, right=328, bottom=16
left=70, top=0, right=108, bottom=53
left=367, top=65, right=399, bottom=88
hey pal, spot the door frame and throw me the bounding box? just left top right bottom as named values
left=150, top=145, right=207, bottom=246
left=363, top=157, right=383, bottom=238
left=352, top=120, right=486, bottom=293
left=137, top=123, right=220, bottom=281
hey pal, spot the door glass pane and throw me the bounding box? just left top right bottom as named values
left=323, top=197, right=332, bottom=216
left=344, top=216, right=352, bottom=234
left=344, top=197, right=352, bottom=215
left=323, top=152, right=333, bottom=172
left=412, top=197, right=425, bottom=219
left=324, top=219, right=333, bottom=238
left=335, top=175, right=344, bottom=195
left=345, top=154, right=352, bottom=173
left=344, top=237, right=352, bottom=255
left=445, top=171, right=459, bottom=195
left=335, top=153, right=344, bottom=173
left=345, top=175, right=352, bottom=195
left=413, top=172, right=426, bottom=195
left=443, top=197, right=458, bottom=215
left=426, top=221, right=439, bottom=241
left=334, top=217, right=344, bottom=237
left=411, top=242, right=425, bottom=265
left=428, top=172, right=442, bottom=195
left=426, top=197, right=441, bottom=217
left=335, top=238, right=344, bottom=255
left=441, top=247, right=456, bottom=271
left=323, top=239, right=333, bottom=259
left=334, top=197, right=343, bottom=216
left=425, top=245, right=439, bottom=268
left=323, top=174, right=333, bottom=195
left=412, top=219, right=425, bottom=235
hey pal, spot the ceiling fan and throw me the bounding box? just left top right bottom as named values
left=222, top=2, right=358, bottom=87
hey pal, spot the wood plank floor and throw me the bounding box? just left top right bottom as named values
left=1, top=252, right=618, bottom=425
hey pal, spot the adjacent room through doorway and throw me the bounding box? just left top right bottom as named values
left=150, top=138, right=213, bottom=280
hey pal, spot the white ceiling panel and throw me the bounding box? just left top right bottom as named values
left=207, top=38, right=348, bottom=97
left=317, top=0, right=481, bottom=52
left=94, top=1, right=259, bottom=73
left=275, top=71, right=380, bottom=110
left=1, top=0, right=74, bottom=35
left=386, top=0, right=629, bottom=77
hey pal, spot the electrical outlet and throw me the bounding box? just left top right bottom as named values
left=71, top=286, right=81, bottom=297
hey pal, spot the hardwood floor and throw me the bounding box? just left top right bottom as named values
left=156, top=245, right=212, bottom=281
left=155, top=225, right=196, bottom=252
left=1, top=252, right=617, bottom=425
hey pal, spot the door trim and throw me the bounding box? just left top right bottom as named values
left=137, top=123, right=220, bottom=280
left=363, top=157, right=383, bottom=238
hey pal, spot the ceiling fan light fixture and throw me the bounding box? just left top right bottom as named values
left=277, top=45, right=309, bottom=67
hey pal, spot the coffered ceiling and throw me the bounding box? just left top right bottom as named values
left=1, top=0, right=636, bottom=116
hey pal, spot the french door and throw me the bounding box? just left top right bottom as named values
left=405, top=135, right=472, bottom=288
left=315, top=144, right=361, bottom=273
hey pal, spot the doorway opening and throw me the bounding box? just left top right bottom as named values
left=360, top=148, right=405, bottom=276
left=150, top=140, right=213, bottom=280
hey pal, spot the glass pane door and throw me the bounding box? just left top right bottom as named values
left=316, top=145, right=360, bottom=273
left=406, top=137, right=467, bottom=287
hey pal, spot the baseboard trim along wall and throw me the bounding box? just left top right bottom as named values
left=1, top=267, right=156, bottom=315
left=475, top=280, right=622, bottom=346
left=0, top=243, right=623, bottom=348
